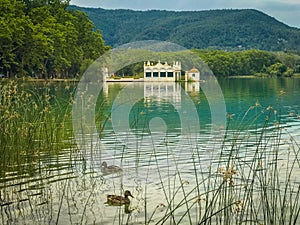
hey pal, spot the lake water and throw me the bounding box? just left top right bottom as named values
left=1, top=78, right=300, bottom=224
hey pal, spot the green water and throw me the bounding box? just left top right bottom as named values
left=0, top=78, right=300, bottom=224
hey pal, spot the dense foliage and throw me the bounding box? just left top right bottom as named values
left=113, top=49, right=300, bottom=77
left=70, top=6, right=300, bottom=51
left=2, top=3, right=300, bottom=78
left=194, top=50, right=300, bottom=77
left=0, top=0, right=108, bottom=78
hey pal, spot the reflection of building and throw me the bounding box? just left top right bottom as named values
left=103, top=82, right=182, bottom=107
left=144, top=82, right=181, bottom=106
left=144, top=61, right=181, bottom=82
left=185, top=67, right=200, bottom=82
left=185, top=82, right=200, bottom=92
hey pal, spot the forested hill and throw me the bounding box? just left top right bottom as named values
left=69, top=6, right=300, bottom=51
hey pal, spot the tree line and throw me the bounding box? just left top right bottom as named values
left=114, top=50, right=300, bottom=78
left=194, top=49, right=300, bottom=77
left=1, top=1, right=300, bottom=79
left=0, top=0, right=109, bottom=79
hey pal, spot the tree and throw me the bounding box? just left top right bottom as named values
left=0, top=0, right=108, bottom=78
left=0, top=0, right=28, bottom=77
left=267, top=62, right=287, bottom=77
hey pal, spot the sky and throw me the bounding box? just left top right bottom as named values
left=70, top=0, right=300, bottom=28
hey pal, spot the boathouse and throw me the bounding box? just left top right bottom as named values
left=144, top=60, right=181, bottom=82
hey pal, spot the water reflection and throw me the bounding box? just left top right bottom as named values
left=98, top=82, right=224, bottom=185
left=1, top=78, right=300, bottom=224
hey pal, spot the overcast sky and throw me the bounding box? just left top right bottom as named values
left=70, top=0, right=300, bottom=28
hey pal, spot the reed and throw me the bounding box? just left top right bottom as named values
left=0, top=80, right=79, bottom=224
left=149, top=95, right=300, bottom=224
left=1, top=81, right=299, bottom=224
left=0, top=80, right=76, bottom=175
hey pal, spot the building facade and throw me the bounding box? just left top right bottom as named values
left=185, top=67, right=200, bottom=82
left=144, top=61, right=181, bottom=82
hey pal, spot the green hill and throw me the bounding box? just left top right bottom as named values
left=68, top=6, right=300, bottom=51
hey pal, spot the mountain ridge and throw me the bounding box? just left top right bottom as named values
left=68, top=6, right=300, bottom=51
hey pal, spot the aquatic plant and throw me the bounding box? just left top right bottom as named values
left=145, top=92, right=300, bottom=225
left=0, top=80, right=77, bottom=177
left=1, top=81, right=299, bottom=225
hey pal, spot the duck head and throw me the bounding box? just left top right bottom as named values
left=124, top=190, right=134, bottom=198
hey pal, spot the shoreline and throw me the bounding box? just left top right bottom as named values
left=1, top=75, right=300, bottom=82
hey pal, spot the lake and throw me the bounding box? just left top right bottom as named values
left=1, top=78, right=300, bottom=225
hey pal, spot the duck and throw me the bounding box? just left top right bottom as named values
left=106, top=190, right=134, bottom=205
left=101, top=161, right=123, bottom=174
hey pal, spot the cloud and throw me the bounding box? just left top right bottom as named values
left=257, top=1, right=300, bottom=27
left=264, top=1, right=300, bottom=11
left=70, top=0, right=300, bottom=11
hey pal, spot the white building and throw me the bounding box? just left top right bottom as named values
left=185, top=67, right=200, bottom=82
left=144, top=60, right=181, bottom=82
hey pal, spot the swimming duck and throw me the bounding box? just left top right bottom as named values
left=101, top=161, right=123, bottom=174
left=107, top=190, right=134, bottom=205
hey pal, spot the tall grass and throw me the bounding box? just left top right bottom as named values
left=0, top=80, right=75, bottom=172
left=0, top=79, right=78, bottom=223
left=147, top=95, right=300, bottom=225
left=1, top=81, right=299, bottom=224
